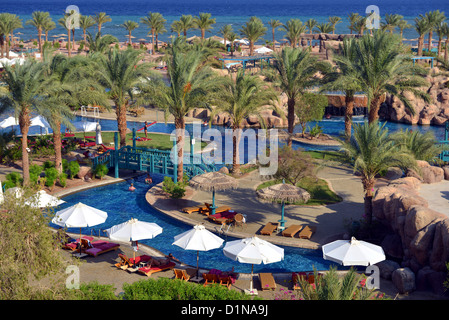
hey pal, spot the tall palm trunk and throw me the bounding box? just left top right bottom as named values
left=232, top=127, right=241, bottom=174
left=428, top=30, right=433, bottom=51
left=128, top=31, right=132, bottom=45
left=287, top=97, right=295, bottom=147
left=418, top=35, right=424, bottom=56
left=249, top=41, right=254, bottom=56
left=201, top=29, right=205, bottom=40
left=67, top=28, right=71, bottom=58
left=38, top=28, right=43, bottom=53
left=445, top=39, right=448, bottom=64
left=344, top=93, right=355, bottom=142
left=175, top=117, right=185, bottom=182
left=368, top=95, right=381, bottom=124
left=272, top=29, right=276, bottom=50
left=116, top=103, right=127, bottom=147
left=362, top=175, right=375, bottom=226
left=151, top=30, right=155, bottom=54
left=0, top=35, right=4, bottom=58
left=19, top=110, right=31, bottom=185
left=438, top=38, right=443, bottom=58
left=53, top=120, right=63, bottom=174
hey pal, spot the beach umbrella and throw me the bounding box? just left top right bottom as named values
left=223, top=236, right=284, bottom=295
left=73, top=120, right=98, bottom=140
left=95, top=123, right=103, bottom=145
left=25, top=190, right=65, bottom=208
left=52, top=202, right=108, bottom=257
left=0, top=116, right=18, bottom=134
left=255, top=46, right=273, bottom=54
left=30, top=115, right=50, bottom=135
left=322, top=237, right=386, bottom=266
left=105, top=218, right=163, bottom=265
left=256, top=180, right=310, bottom=228
left=189, top=171, right=238, bottom=215
left=173, top=224, right=224, bottom=279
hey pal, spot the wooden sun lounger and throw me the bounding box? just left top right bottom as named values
left=259, top=273, right=276, bottom=290
left=282, top=225, right=303, bottom=237
left=182, top=205, right=208, bottom=214
left=115, top=253, right=153, bottom=270
left=137, top=261, right=176, bottom=277
left=203, top=203, right=231, bottom=216
left=259, top=222, right=278, bottom=236
left=174, top=268, right=197, bottom=281
left=82, top=239, right=120, bottom=257
left=298, top=225, right=317, bottom=239
left=203, top=273, right=220, bottom=287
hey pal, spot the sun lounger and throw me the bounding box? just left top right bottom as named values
left=203, top=203, right=232, bottom=216
left=259, top=222, right=278, bottom=236
left=101, top=143, right=114, bottom=151
left=298, top=225, right=317, bottom=239
left=64, top=133, right=75, bottom=137
left=219, top=276, right=233, bottom=290
left=207, top=211, right=237, bottom=225
left=62, top=236, right=94, bottom=251
left=282, top=225, right=303, bottom=237
left=203, top=273, right=220, bottom=287
left=174, top=268, right=197, bottom=281
left=115, top=253, right=153, bottom=270
left=137, top=260, right=176, bottom=277
left=182, top=205, right=208, bottom=214
left=82, top=239, right=120, bottom=257
left=259, top=273, right=276, bottom=290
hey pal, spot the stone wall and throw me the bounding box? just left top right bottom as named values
left=373, top=161, right=449, bottom=295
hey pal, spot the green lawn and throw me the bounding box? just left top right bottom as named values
left=256, top=177, right=342, bottom=206
left=70, top=131, right=207, bottom=151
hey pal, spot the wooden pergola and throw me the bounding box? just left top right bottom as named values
left=218, top=55, right=273, bottom=73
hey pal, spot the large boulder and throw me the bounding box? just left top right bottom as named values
left=381, top=234, right=404, bottom=259
left=392, top=267, right=416, bottom=294
left=77, top=166, right=93, bottom=180
left=442, top=166, right=449, bottom=180
left=429, top=219, right=449, bottom=272
left=385, top=167, right=403, bottom=180
left=416, top=160, right=444, bottom=184
left=376, top=260, right=401, bottom=280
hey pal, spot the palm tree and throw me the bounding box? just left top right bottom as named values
left=348, top=13, right=361, bottom=34
left=154, top=20, right=167, bottom=51
left=122, top=20, right=139, bottom=45
left=282, top=19, right=305, bottom=48
left=92, top=48, right=155, bottom=148
left=391, top=129, right=442, bottom=161
left=79, top=15, right=95, bottom=44
left=0, top=13, right=14, bottom=59
left=147, top=40, right=222, bottom=181
left=381, top=13, right=403, bottom=33
left=194, top=13, right=216, bottom=40
left=94, top=12, right=111, bottom=34
left=239, top=16, right=267, bottom=56
left=179, top=15, right=195, bottom=38
left=6, top=14, right=23, bottom=49
left=321, top=37, right=362, bottom=142
left=328, top=16, right=342, bottom=34
left=316, top=22, right=333, bottom=34
left=219, top=24, right=233, bottom=47
left=140, top=12, right=166, bottom=54
left=227, top=31, right=238, bottom=56
left=305, top=18, right=317, bottom=34
left=85, top=32, right=118, bottom=54
left=267, top=47, right=330, bottom=147
left=354, top=17, right=367, bottom=35
left=397, top=19, right=411, bottom=40
left=58, top=15, right=74, bottom=57
left=26, top=11, right=50, bottom=54
left=424, top=10, right=446, bottom=51
left=299, top=266, right=378, bottom=300
left=436, top=22, right=448, bottom=58
left=42, top=18, right=55, bottom=43
left=210, top=70, right=277, bottom=174
left=353, top=31, right=430, bottom=123
left=267, top=19, right=283, bottom=50
left=414, top=16, right=430, bottom=56
left=441, top=23, right=449, bottom=63
left=170, top=20, right=183, bottom=37
left=339, top=121, right=416, bottom=225
left=0, top=60, right=48, bottom=185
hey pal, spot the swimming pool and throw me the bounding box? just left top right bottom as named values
left=51, top=173, right=344, bottom=273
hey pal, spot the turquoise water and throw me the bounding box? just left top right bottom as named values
left=51, top=173, right=344, bottom=273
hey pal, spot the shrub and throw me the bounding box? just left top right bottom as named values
left=45, top=167, right=59, bottom=189
left=162, top=176, right=186, bottom=198
left=5, top=172, right=22, bottom=187
left=59, top=173, right=67, bottom=188
left=29, top=164, right=43, bottom=185
left=94, top=164, right=108, bottom=179
left=68, top=161, right=80, bottom=179
left=43, top=160, right=55, bottom=170
left=66, top=281, right=119, bottom=300
left=122, top=278, right=252, bottom=300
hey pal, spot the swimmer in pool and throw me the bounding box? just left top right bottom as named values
left=129, top=183, right=136, bottom=192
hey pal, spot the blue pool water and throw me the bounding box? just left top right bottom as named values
left=51, top=173, right=344, bottom=273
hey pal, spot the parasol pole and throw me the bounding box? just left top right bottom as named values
left=211, top=186, right=216, bottom=215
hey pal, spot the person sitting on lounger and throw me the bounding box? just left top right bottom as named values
left=165, top=253, right=180, bottom=263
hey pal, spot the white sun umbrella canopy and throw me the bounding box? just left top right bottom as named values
left=73, top=120, right=98, bottom=132
left=255, top=46, right=273, bottom=54
left=322, top=237, right=386, bottom=266
left=25, top=190, right=65, bottom=208
left=0, top=116, right=19, bottom=129
left=30, top=115, right=51, bottom=134
left=173, top=224, right=224, bottom=278
left=223, top=236, right=284, bottom=294
left=52, top=202, right=108, bottom=256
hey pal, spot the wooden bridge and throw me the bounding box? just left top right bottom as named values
left=92, top=130, right=216, bottom=182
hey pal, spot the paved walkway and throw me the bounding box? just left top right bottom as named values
left=146, top=162, right=365, bottom=249
left=418, top=180, right=449, bottom=217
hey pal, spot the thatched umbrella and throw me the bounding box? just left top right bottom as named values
left=189, top=171, right=238, bottom=215
left=256, top=180, right=310, bottom=228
